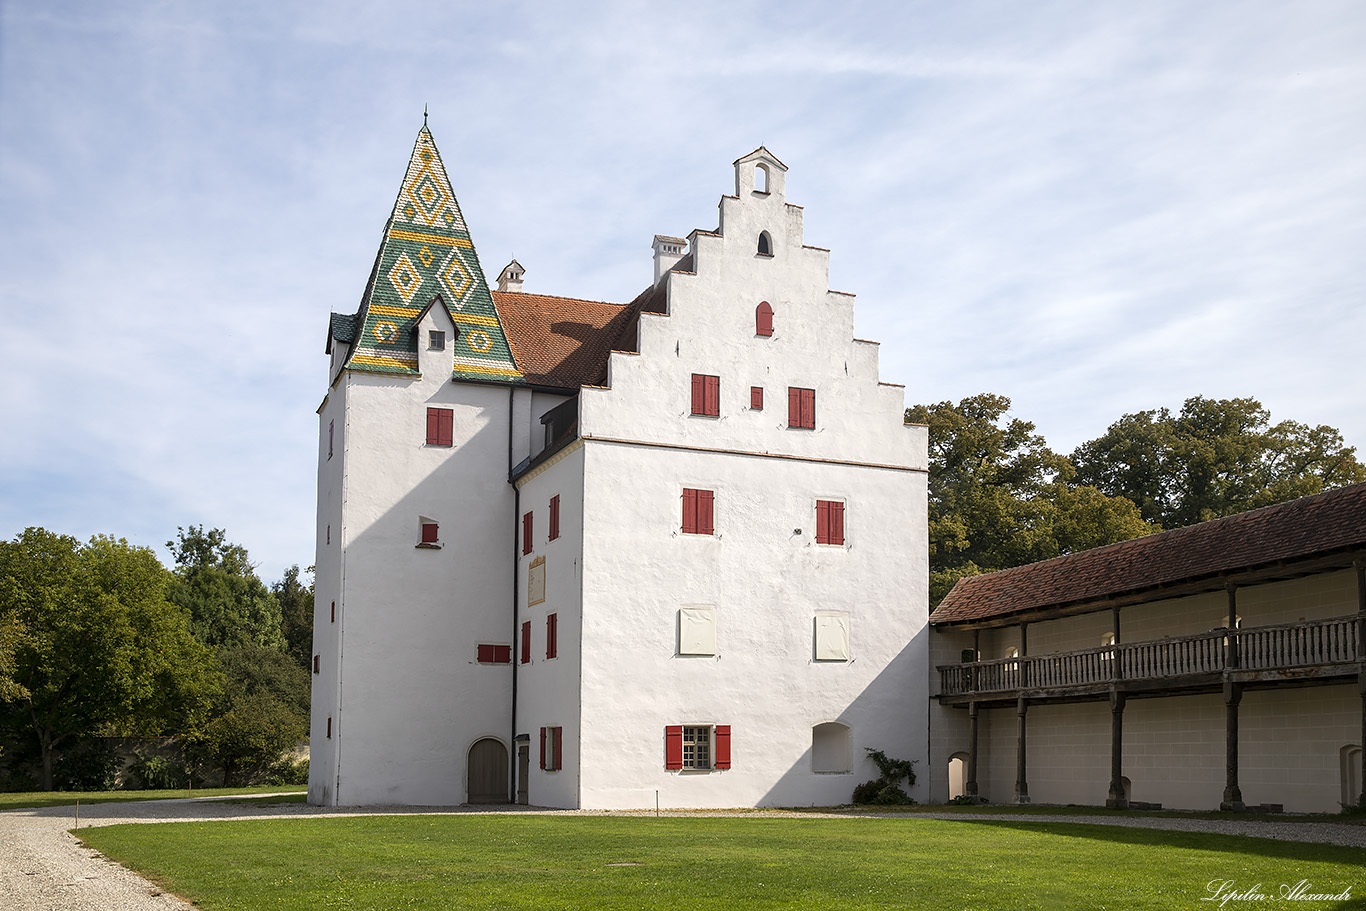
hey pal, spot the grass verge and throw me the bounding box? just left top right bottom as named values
left=0, top=785, right=305, bottom=810
left=77, top=814, right=1366, bottom=910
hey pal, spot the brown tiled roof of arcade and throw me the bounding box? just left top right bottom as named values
left=930, top=482, right=1366, bottom=628
left=492, top=290, right=639, bottom=389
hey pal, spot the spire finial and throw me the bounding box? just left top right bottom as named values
left=423, top=104, right=428, bottom=127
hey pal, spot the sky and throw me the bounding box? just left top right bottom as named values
left=2, top=1, right=1363, bottom=583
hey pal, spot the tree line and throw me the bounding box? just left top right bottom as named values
left=0, top=525, right=313, bottom=791
left=907, top=394, right=1364, bottom=608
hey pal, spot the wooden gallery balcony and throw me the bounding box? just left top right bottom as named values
left=937, top=615, right=1360, bottom=707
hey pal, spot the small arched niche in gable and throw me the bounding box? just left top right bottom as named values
left=757, top=231, right=772, bottom=256
left=754, top=163, right=769, bottom=194
left=756, top=301, right=774, bottom=337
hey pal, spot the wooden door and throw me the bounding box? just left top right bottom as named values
left=467, top=738, right=508, bottom=804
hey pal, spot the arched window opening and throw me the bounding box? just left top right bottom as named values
left=755, top=163, right=769, bottom=193
left=757, top=232, right=772, bottom=256
left=948, top=752, right=969, bottom=800
left=1003, top=646, right=1019, bottom=659
left=811, top=722, right=852, bottom=773
left=1341, top=745, right=1362, bottom=808
left=1100, top=632, right=1115, bottom=648
left=756, top=301, right=774, bottom=336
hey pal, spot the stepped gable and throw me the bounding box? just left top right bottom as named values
left=493, top=290, right=641, bottom=389
left=931, top=482, right=1366, bottom=626
left=337, top=124, right=522, bottom=382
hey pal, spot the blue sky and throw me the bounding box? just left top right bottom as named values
left=2, top=1, right=1363, bottom=583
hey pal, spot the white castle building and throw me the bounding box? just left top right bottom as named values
left=310, top=125, right=930, bottom=808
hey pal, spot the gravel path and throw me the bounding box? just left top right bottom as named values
left=3, top=798, right=1363, bottom=910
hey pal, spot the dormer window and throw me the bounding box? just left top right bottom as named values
left=757, top=232, right=772, bottom=256
left=428, top=330, right=445, bottom=350
left=756, top=301, right=773, bottom=336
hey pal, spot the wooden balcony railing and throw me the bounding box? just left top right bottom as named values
left=938, top=615, right=1360, bottom=698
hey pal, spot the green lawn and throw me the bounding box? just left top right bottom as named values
left=0, top=784, right=305, bottom=810
left=77, top=814, right=1366, bottom=910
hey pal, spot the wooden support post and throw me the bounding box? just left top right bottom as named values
left=1221, top=681, right=1245, bottom=811
left=1225, top=583, right=1239, bottom=670
left=1014, top=695, right=1030, bottom=804
left=1355, top=560, right=1365, bottom=808
left=1112, top=607, right=1123, bottom=681
left=966, top=701, right=980, bottom=799
left=1019, top=622, right=1029, bottom=688
left=1106, top=690, right=1128, bottom=808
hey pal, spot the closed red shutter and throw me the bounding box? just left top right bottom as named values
left=427, top=407, right=440, bottom=444
left=313, top=655, right=319, bottom=674
left=330, top=601, right=335, bottom=623
left=682, top=488, right=697, bottom=534
left=802, top=389, right=815, bottom=428
left=522, top=511, right=533, bottom=555
left=816, top=500, right=830, bottom=544
left=691, top=373, right=705, bottom=414
left=546, top=613, right=557, bottom=659
left=521, top=620, right=531, bottom=663
left=714, top=725, right=732, bottom=769
left=830, top=501, right=845, bottom=546
left=705, top=375, right=720, bottom=415
left=493, top=645, right=511, bottom=664
left=788, top=388, right=801, bottom=426
left=438, top=409, right=453, bottom=446
left=665, top=725, right=683, bottom=769
left=327, top=717, right=332, bottom=739
left=553, top=727, right=563, bottom=771
left=549, top=495, right=560, bottom=541
left=756, top=301, right=773, bottom=336
left=698, top=490, right=714, bottom=535
left=328, top=420, right=334, bottom=458
left=540, top=727, right=546, bottom=770
left=421, top=521, right=438, bottom=544
left=477, top=643, right=494, bottom=663
left=751, top=386, right=763, bottom=410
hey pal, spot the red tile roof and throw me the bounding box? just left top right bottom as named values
left=930, top=482, right=1366, bottom=627
left=492, top=290, right=641, bottom=388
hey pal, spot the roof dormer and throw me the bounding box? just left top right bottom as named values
left=734, top=146, right=788, bottom=200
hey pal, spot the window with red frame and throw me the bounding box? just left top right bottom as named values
left=788, top=387, right=815, bottom=429
left=477, top=643, right=512, bottom=664
left=690, top=374, right=720, bottom=416
left=426, top=407, right=453, bottom=446
left=681, top=488, right=715, bottom=535
left=420, top=521, right=439, bottom=544
left=816, top=500, right=845, bottom=546
left=546, top=612, right=558, bottom=659
left=549, top=495, right=560, bottom=541
left=540, top=726, right=563, bottom=771
left=665, top=724, right=731, bottom=770
left=756, top=301, right=773, bottom=336
left=522, top=511, right=533, bottom=555
left=521, top=620, right=532, bottom=664
left=750, top=386, right=764, bottom=410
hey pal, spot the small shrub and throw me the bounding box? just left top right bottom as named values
left=852, top=747, right=918, bottom=806
left=129, top=754, right=188, bottom=790
left=263, top=756, right=309, bottom=786
left=53, top=740, right=119, bottom=791
left=948, top=794, right=978, bottom=806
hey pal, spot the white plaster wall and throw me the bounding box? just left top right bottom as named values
left=308, top=380, right=346, bottom=805
left=317, top=304, right=518, bottom=805
left=513, top=443, right=585, bottom=808
left=576, top=440, right=927, bottom=808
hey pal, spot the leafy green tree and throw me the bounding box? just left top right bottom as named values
left=273, top=564, right=314, bottom=673
left=167, top=526, right=285, bottom=651
left=0, top=529, right=219, bottom=789
left=907, top=395, right=1150, bottom=608
left=1072, top=396, right=1365, bottom=528
left=185, top=644, right=309, bottom=785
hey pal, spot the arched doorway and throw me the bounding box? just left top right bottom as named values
left=948, top=752, right=968, bottom=800
left=467, top=738, right=509, bottom=804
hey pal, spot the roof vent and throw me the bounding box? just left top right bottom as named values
left=652, top=235, right=687, bottom=285
left=497, top=260, right=525, bottom=293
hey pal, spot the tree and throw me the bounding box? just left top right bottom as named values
left=273, top=564, right=314, bottom=673
left=907, top=395, right=1150, bottom=608
left=0, top=529, right=219, bottom=789
left=167, top=526, right=285, bottom=651
left=1072, top=396, right=1365, bottom=529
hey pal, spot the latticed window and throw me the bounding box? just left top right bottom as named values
left=682, top=726, right=711, bottom=770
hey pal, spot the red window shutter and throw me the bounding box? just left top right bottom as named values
left=438, top=409, right=453, bottom=446
left=698, top=490, right=714, bottom=535
left=751, top=386, right=763, bottom=410
left=665, top=725, right=683, bottom=769
left=327, top=717, right=332, bottom=739
left=328, top=420, right=334, bottom=458
left=553, top=726, right=563, bottom=771
left=691, top=373, right=705, bottom=414
left=421, top=522, right=438, bottom=544
left=330, top=601, right=335, bottom=623
left=494, top=645, right=511, bottom=664
left=788, top=388, right=801, bottom=426
left=682, top=488, right=697, bottom=534
left=540, top=727, right=547, bottom=770
left=549, top=495, right=560, bottom=541
left=756, top=301, right=773, bottom=336
left=714, top=725, right=732, bottom=769
left=522, top=511, right=533, bottom=555
left=802, top=389, right=815, bottom=428
left=477, top=643, right=494, bottom=663
left=830, top=501, right=845, bottom=546
left=312, top=655, right=319, bottom=674
left=546, top=613, right=557, bottom=660
left=426, top=407, right=440, bottom=444
left=705, top=375, right=719, bottom=415
left=521, top=620, right=531, bottom=663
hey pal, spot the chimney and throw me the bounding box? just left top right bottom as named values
left=496, top=260, right=525, bottom=293
left=652, top=235, right=687, bottom=285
